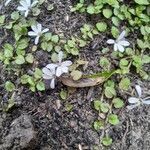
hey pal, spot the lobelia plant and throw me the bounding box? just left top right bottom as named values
left=42, top=51, right=72, bottom=89
left=17, top=0, right=38, bottom=17
left=127, top=85, right=150, bottom=110
left=28, top=23, right=49, bottom=44
left=107, top=30, right=130, bottom=53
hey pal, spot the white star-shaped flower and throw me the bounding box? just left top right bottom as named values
left=127, top=85, right=150, bottom=110
left=5, top=0, right=12, bottom=6
left=17, top=0, right=38, bottom=17
left=107, top=30, right=130, bottom=53
left=55, top=51, right=72, bottom=77
left=42, top=64, right=58, bottom=89
left=28, top=23, right=49, bottom=45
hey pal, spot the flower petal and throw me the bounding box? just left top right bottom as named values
left=127, top=104, right=139, bottom=110
left=5, top=0, right=12, bottom=6
left=128, top=97, right=139, bottom=104
left=42, top=74, right=52, bottom=80
left=31, top=25, right=38, bottom=33
left=37, top=23, right=42, bottom=32
left=46, top=64, right=58, bottom=70
left=114, top=43, right=118, bottom=51
left=142, top=99, right=150, bottom=105
left=117, top=30, right=126, bottom=41
left=61, top=61, right=72, bottom=67
left=56, top=67, right=62, bottom=77
left=135, top=85, right=142, bottom=97
left=28, top=31, right=37, bottom=36
left=50, top=78, right=55, bottom=89
left=142, top=97, right=150, bottom=105
left=42, top=67, right=53, bottom=77
left=119, top=40, right=130, bottom=46
left=24, top=9, right=29, bottom=17
left=35, top=36, right=40, bottom=45
left=107, top=39, right=115, bottom=44
left=46, top=64, right=57, bottom=75
left=61, top=66, right=68, bottom=73
left=42, top=28, right=49, bottom=33
left=58, top=51, right=63, bottom=63
left=17, top=6, right=27, bottom=11
left=26, top=0, right=31, bottom=7
left=117, top=44, right=125, bottom=52
left=20, top=0, right=28, bottom=8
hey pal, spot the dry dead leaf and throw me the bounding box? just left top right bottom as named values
left=60, top=76, right=105, bottom=88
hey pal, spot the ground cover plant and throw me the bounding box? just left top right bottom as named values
left=0, top=0, right=150, bottom=149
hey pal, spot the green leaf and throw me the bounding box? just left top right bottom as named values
left=100, top=103, right=109, bottom=113
left=27, top=77, right=35, bottom=86
left=105, top=87, right=116, bottom=98
left=142, top=55, right=150, bottom=64
left=96, top=22, right=107, bottom=32
left=47, top=4, right=54, bottom=11
left=41, top=42, right=48, bottom=50
left=34, top=68, right=43, bottom=79
left=103, top=9, right=113, bottom=18
left=60, top=90, right=67, bottom=100
left=32, top=8, right=41, bottom=16
left=36, top=81, right=45, bottom=91
left=71, top=70, right=82, bottom=80
left=44, top=33, right=52, bottom=41
left=111, top=26, right=119, bottom=38
left=15, top=55, right=25, bottom=64
left=99, top=57, right=110, bottom=70
left=21, top=74, right=30, bottom=84
left=11, top=11, right=20, bottom=20
left=94, top=100, right=101, bottom=111
left=5, top=98, right=15, bottom=112
left=102, top=137, right=113, bottom=146
left=119, top=77, right=130, bottom=90
left=120, top=59, right=128, bottom=67
left=93, top=120, right=104, bottom=130
left=112, top=98, right=124, bottom=108
left=87, top=5, right=95, bottom=14
left=94, top=100, right=109, bottom=113
left=3, top=43, right=14, bottom=58
left=0, top=15, right=6, bottom=24
left=51, top=35, right=59, bottom=43
left=5, top=81, right=15, bottom=92
left=16, top=38, right=29, bottom=50
left=25, top=53, right=34, bottom=63
left=112, top=16, right=120, bottom=26
left=134, top=0, right=149, bottom=5
left=108, top=114, right=119, bottom=125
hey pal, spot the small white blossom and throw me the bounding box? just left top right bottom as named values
left=42, top=64, right=58, bottom=89
left=5, top=0, right=12, bottom=6
left=17, top=0, right=38, bottom=17
left=107, top=30, right=130, bottom=53
left=127, top=85, right=150, bottom=110
left=28, top=23, right=49, bottom=45
left=55, top=51, right=72, bottom=77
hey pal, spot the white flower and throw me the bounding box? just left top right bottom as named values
left=5, top=0, right=12, bottom=6
left=28, top=23, right=49, bottom=45
left=127, top=85, right=150, bottom=110
left=55, top=51, right=72, bottom=77
left=42, top=64, right=58, bottom=89
left=107, top=30, right=130, bottom=53
left=17, top=0, right=38, bottom=17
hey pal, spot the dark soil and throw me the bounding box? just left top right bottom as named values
left=0, top=0, right=150, bottom=150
